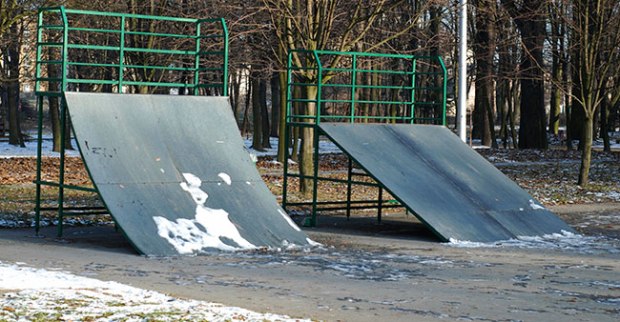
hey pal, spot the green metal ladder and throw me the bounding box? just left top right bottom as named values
left=33, top=6, right=228, bottom=237
left=282, top=49, right=447, bottom=226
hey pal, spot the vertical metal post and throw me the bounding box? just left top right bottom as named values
left=34, top=9, right=45, bottom=236
left=458, top=0, right=468, bottom=141
left=193, top=21, right=201, bottom=95
left=410, top=58, right=417, bottom=124
left=56, top=7, right=69, bottom=237
left=350, top=54, right=357, bottom=122
left=35, top=94, right=44, bottom=235
left=377, top=187, right=383, bottom=224
left=118, top=16, right=125, bottom=93
left=281, top=51, right=294, bottom=211
left=438, top=57, right=448, bottom=126
left=346, top=158, right=353, bottom=220
left=310, top=50, right=322, bottom=226
left=221, top=18, right=229, bottom=96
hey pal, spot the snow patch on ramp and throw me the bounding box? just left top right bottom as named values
left=153, top=173, right=256, bottom=253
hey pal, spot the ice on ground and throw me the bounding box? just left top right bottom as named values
left=0, top=262, right=309, bottom=322
left=153, top=173, right=255, bottom=254
left=589, top=190, right=620, bottom=202
left=448, top=230, right=620, bottom=254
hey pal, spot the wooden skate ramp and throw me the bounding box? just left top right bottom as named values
left=319, top=123, right=575, bottom=242
left=65, top=92, right=310, bottom=255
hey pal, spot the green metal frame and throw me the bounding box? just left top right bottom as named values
left=282, top=49, right=447, bottom=226
left=34, top=6, right=228, bottom=236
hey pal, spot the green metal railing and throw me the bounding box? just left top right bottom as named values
left=282, top=49, right=447, bottom=226
left=33, top=6, right=228, bottom=236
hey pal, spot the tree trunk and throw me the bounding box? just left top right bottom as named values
left=230, top=68, right=241, bottom=121
left=241, top=73, right=252, bottom=135
left=6, top=22, right=24, bottom=147
left=259, top=78, right=271, bottom=149
left=503, top=0, right=548, bottom=149
left=0, top=88, right=5, bottom=136
left=578, top=115, right=593, bottom=186
left=601, top=95, right=610, bottom=152
left=49, top=97, right=61, bottom=152
left=472, top=0, right=496, bottom=147
left=270, top=72, right=280, bottom=138
left=250, top=72, right=265, bottom=151
left=299, top=85, right=317, bottom=196
left=549, top=65, right=562, bottom=135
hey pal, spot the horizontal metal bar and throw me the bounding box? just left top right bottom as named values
left=37, top=42, right=64, bottom=47
left=195, top=83, right=224, bottom=88
left=63, top=8, right=198, bottom=23
left=284, top=121, right=316, bottom=127
left=67, top=78, right=118, bottom=85
left=197, top=34, right=225, bottom=39
left=67, top=27, right=120, bottom=34
left=316, top=204, right=402, bottom=212
left=124, top=47, right=196, bottom=55
left=197, top=50, right=225, bottom=55
left=289, top=49, right=415, bottom=60
left=125, top=30, right=197, bottom=39
left=322, top=67, right=413, bottom=75
left=320, top=83, right=413, bottom=90
left=288, top=98, right=318, bottom=103
left=123, top=81, right=196, bottom=88
left=67, top=44, right=120, bottom=51
left=285, top=173, right=380, bottom=187
left=123, top=64, right=195, bottom=72
left=36, top=77, right=63, bottom=82
left=67, top=62, right=119, bottom=68
left=320, top=99, right=411, bottom=105
left=39, top=206, right=106, bottom=211
left=36, top=60, right=63, bottom=65
left=35, top=180, right=97, bottom=192
left=38, top=24, right=64, bottom=30
left=61, top=210, right=109, bottom=216
left=35, top=91, right=63, bottom=97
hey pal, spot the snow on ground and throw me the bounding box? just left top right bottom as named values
left=0, top=261, right=309, bottom=322
left=0, top=137, right=316, bottom=320
left=0, top=136, right=80, bottom=159
left=2, top=134, right=619, bottom=319
left=448, top=230, right=620, bottom=254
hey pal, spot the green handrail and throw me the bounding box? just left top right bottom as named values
left=33, top=6, right=229, bottom=237
left=286, top=50, right=446, bottom=125
left=282, top=49, right=447, bottom=226
left=35, top=6, right=228, bottom=95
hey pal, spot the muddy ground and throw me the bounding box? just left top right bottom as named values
left=1, top=203, right=619, bottom=322
left=1, top=152, right=620, bottom=321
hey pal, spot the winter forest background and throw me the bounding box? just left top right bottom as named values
left=1, top=0, right=619, bottom=186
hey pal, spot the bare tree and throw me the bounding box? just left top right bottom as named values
left=501, top=0, right=548, bottom=149
left=472, top=0, right=497, bottom=147
left=263, top=0, right=425, bottom=194
left=567, top=0, right=620, bottom=185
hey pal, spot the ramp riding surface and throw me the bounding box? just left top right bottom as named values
left=319, top=123, right=575, bottom=242
left=65, top=92, right=309, bottom=256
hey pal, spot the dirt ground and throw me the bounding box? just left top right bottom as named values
left=1, top=151, right=620, bottom=321
left=1, top=202, right=619, bottom=322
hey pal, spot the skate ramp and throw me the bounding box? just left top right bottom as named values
left=65, top=92, right=310, bottom=255
left=319, top=123, right=575, bottom=242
